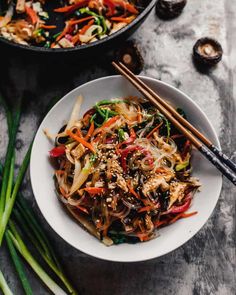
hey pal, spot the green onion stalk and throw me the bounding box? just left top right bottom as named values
left=5, top=232, right=33, bottom=295
left=0, top=270, right=13, bottom=295
left=7, top=221, right=67, bottom=295
left=0, top=94, right=77, bottom=294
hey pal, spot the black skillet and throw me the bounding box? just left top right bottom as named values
left=0, top=0, right=157, bottom=56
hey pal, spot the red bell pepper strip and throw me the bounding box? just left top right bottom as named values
left=162, top=195, right=192, bottom=215
left=49, top=146, right=65, bottom=157
left=103, top=0, right=116, bottom=16
left=118, top=128, right=136, bottom=148
left=181, top=140, right=191, bottom=159
left=84, top=121, right=95, bottom=141
left=77, top=205, right=89, bottom=214
left=115, top=0, right=139, bottom=14
left=120, top=146, right=139, bottom=173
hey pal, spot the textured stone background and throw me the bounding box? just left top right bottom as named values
left=0, top=0, right=235, bottom=294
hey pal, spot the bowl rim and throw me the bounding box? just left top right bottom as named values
left=30, top=75, right=222, bottom=262
left=0, top=0, right=157, bottom=53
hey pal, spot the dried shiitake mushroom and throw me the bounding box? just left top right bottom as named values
left=193, top=37, right=223, bottom=67
left=155, top=0, right=187, bottom=20
left=114, top=41, right=144, bottom=74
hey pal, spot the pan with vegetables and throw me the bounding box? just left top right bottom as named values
left=0, top=0, right=156, bottom=53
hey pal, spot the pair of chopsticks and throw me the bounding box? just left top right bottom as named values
left=112, top=61, right=236, bottom=186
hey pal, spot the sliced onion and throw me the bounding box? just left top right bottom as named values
left=67, top=194, right=85, bottom=206
left=65, top=142, right=78, bottom=164
left=79, top=25, right=103, bottom=43
left=0, top=4, right=14, bottom=28
left=69, top=156, right=91, bottom=195
left=66, top=95, right=83, bottom=131
left=70, top=159, right=82, bottom=193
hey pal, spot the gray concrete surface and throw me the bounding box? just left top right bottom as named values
left=0, top=0, right=235, bottom=294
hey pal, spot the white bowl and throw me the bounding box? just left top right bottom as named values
left=30, top=76, right=222, bottom=262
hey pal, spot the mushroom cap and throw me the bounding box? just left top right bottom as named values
left=156, top=0, right=187, bottom=20
left=193, top=37, right=223, bottom=67
left=115, top=40, right=144, bottom=74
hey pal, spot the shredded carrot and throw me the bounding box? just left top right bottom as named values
left=79, top=19, right=94, bottom=35
left=84, top=187, right=105, bottom=195
left=76, top=129, right=83, bottom=138
left=181, top=211, right=198, bottom=218
left=70, top=16, right=94, bottom=26
left=154, top=220, right=169, bottom=227
left=66, top=130, right=96, bottom=153
left=55, top=170, right=65, bottom=175
left=169, top=211, right=198, bottom=224
left=25, top=5, right=38, bottom=25
left=110, top=16, right=135, bottom=23
left=102, top=115, right=120, bottom=128
left=77, top=205, right=89, bottom=214
left=84, top=121, right=95, bottom=141
left=146, top=122, right=163, bottom=139
left=56, top=22, right=71, bottom=42
left=127, top=181, right=141, bottom=200
left=59, top=186, right=68, bottom=198
left=72, top=19, right=95, bottom=44
left=123, top=2, right=139, bottom=14
left=40, top=24, right=57, bottom=29
left=93, top=115, right=119, bottom=136
left=136, top=233, right=149, bottom=242
left=57, top=18, right=94, bottom=44
left=137, top=105, right=142, bottom=123
left=54, top=0, right=89, bottom=13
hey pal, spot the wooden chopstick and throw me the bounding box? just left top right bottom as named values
left=112, top=61, right=236, bottom=186
left=116, top=61, right=236, bottom=174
